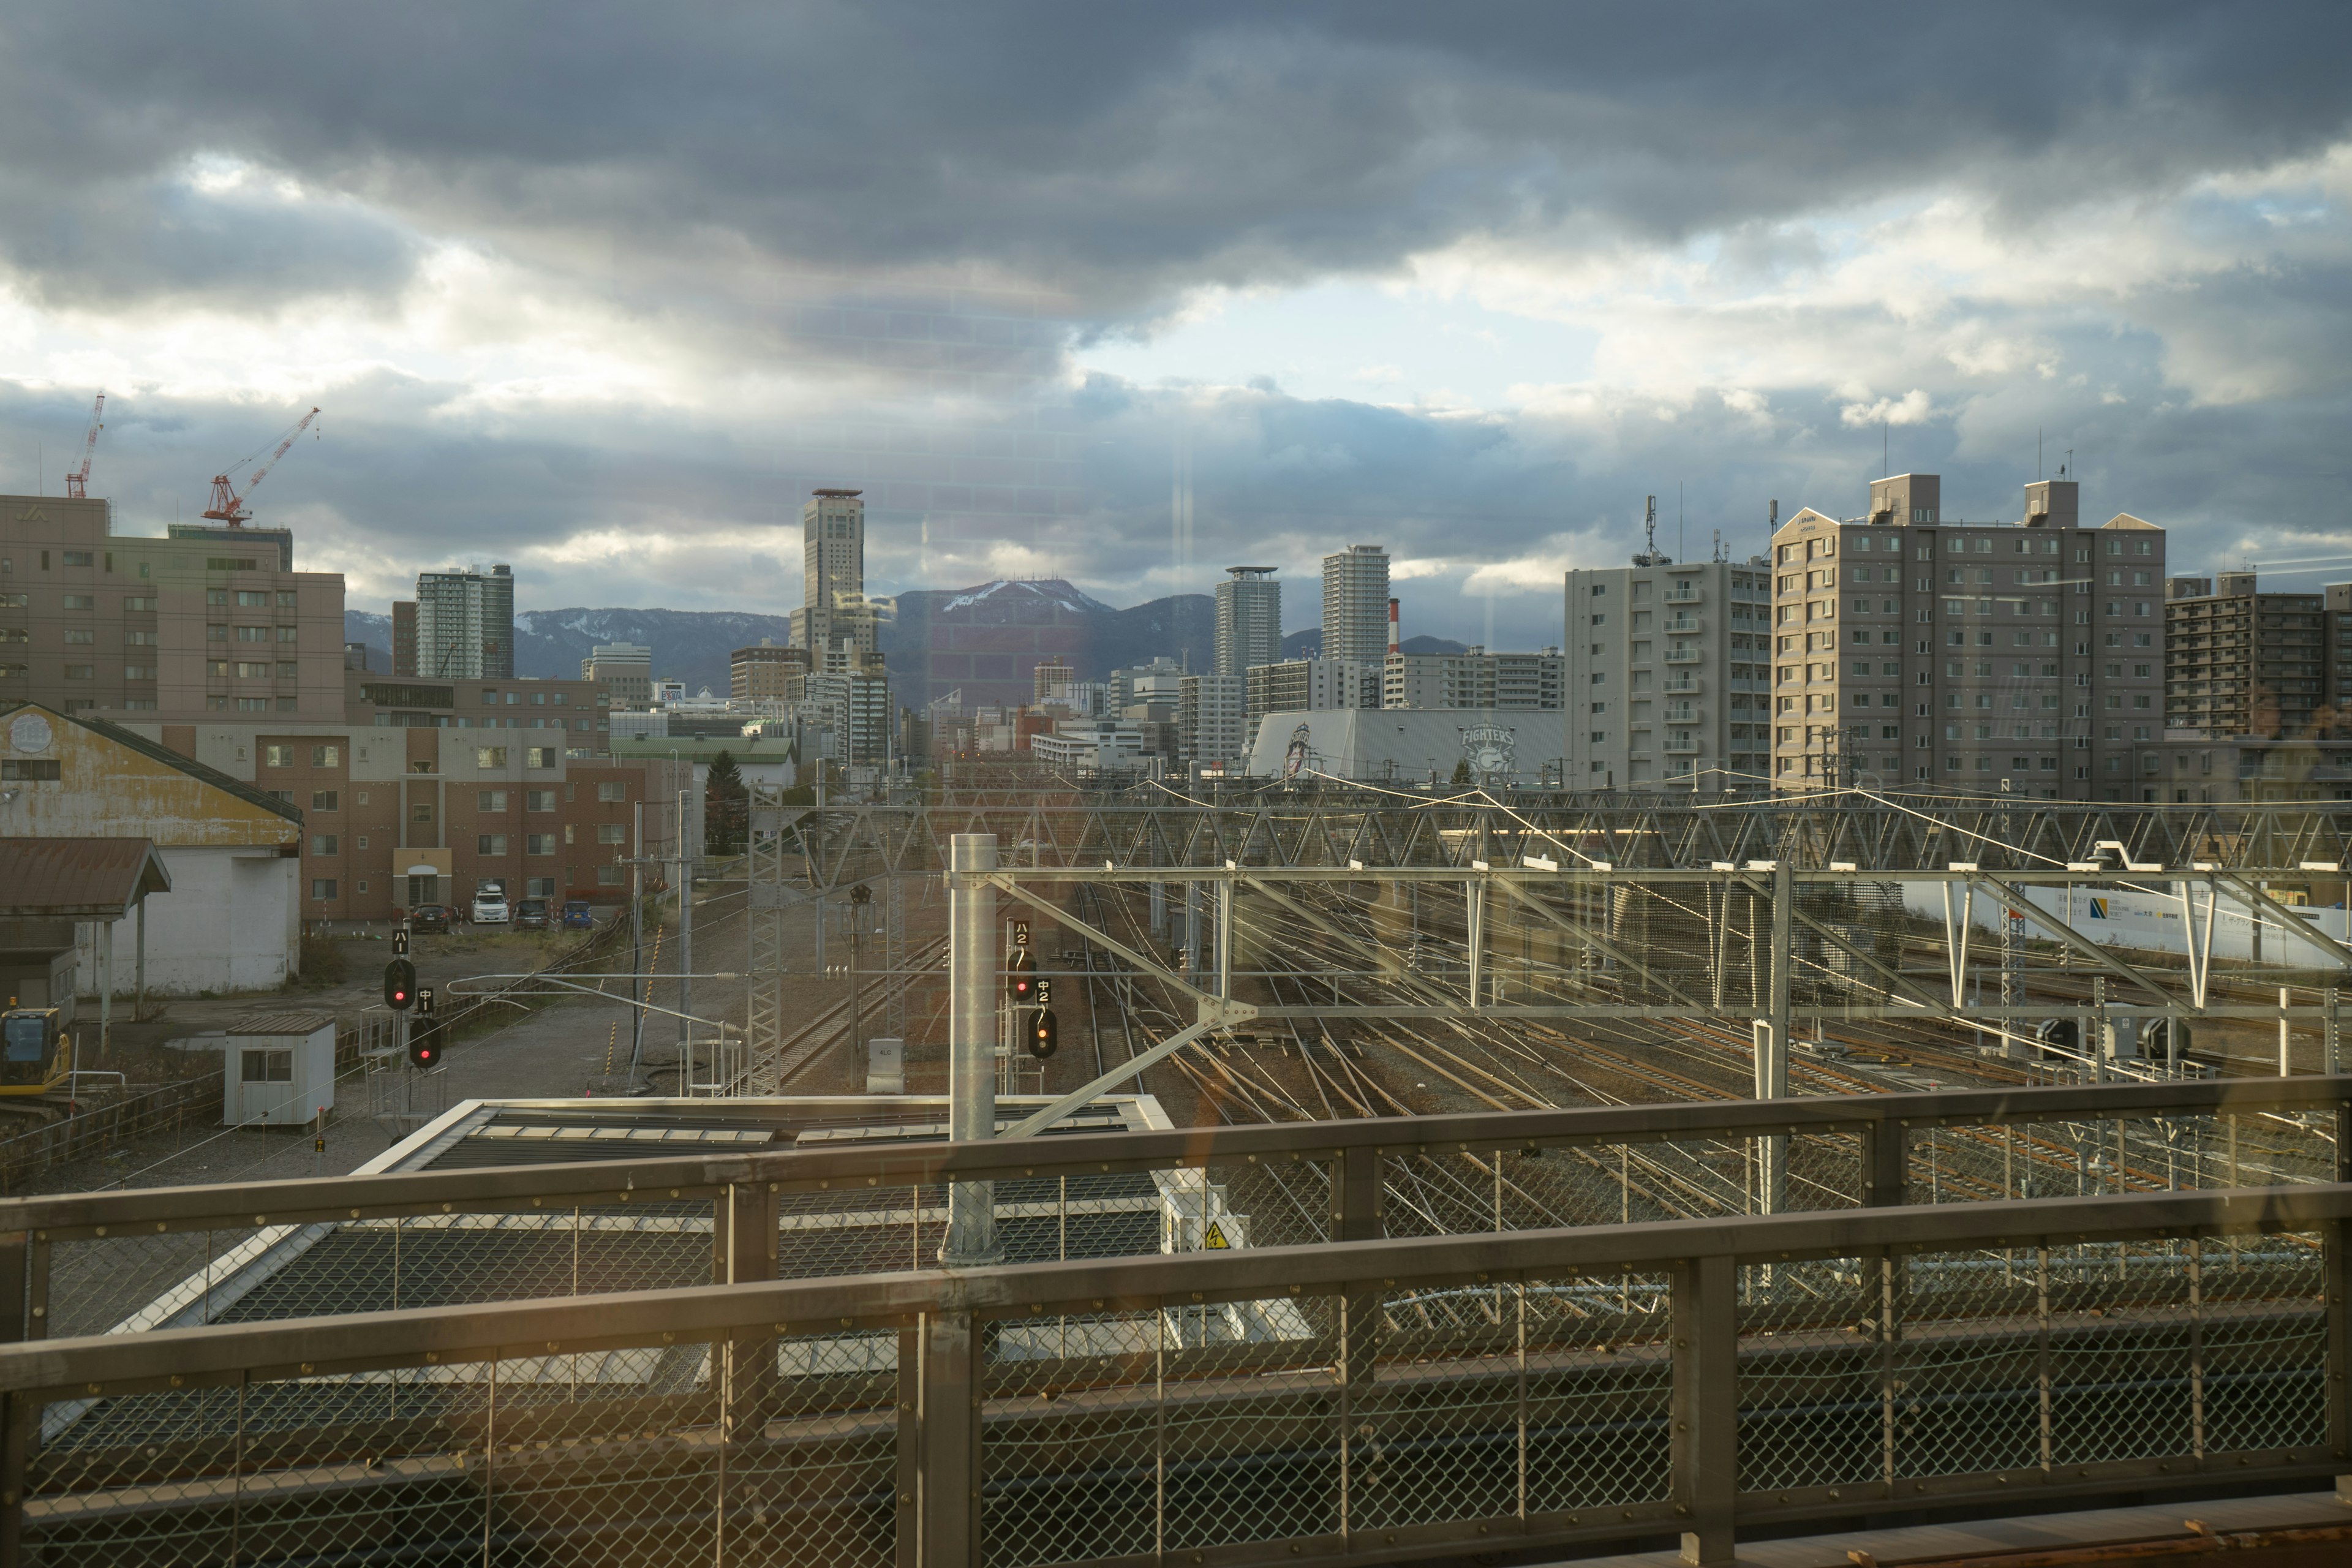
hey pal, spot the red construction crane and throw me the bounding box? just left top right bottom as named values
left=203, top=405, right=321, bottom=524
left=63, top=391, right=104, bottom=500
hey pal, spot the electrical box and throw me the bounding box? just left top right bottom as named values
left=865, top=1037, right=904, bottom=1095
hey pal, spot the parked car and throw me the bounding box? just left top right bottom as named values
left=513, top=897, right=549, bottom=930
left=472, top=889, right=511, bottom=925
left=560, top=899, right=595, bottom=930
left=407, top=904, right=450, bottom=935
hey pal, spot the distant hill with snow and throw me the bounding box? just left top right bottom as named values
left=344, top=606, right=795, bottom=693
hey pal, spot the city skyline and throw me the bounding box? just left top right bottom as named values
left=0, top=7, right=2345, bottom=654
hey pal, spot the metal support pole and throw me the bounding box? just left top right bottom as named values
left=1754, top=861, right=1792, bottom=1216
left=1183, top=883, right=1200, bottom=986
left=943, top=835, right=1000, bottom=1267
left=98, top=912, right=111, bottom=1062
left=627, top=802, right=645, bottom=1082
left=2282, top=986, right=2293, bottom=1077
left=134, top=899, right=145, bottom=1022
left=1215, top=875, right=1232, bottom=1000
left=2329, top=989, right=2341, bottom=1077
left=678, top=789, right=693, bottom=1071
left=1466, top=875, right=1485, bottom=1009
left=1673, top=1253, right=1738, bottom=1566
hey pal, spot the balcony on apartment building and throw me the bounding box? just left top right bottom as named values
left=1665, top=643, right=1702, bottom=664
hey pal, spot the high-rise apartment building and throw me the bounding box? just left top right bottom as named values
left=730, top=638, right=808, bottom=703
left=2165, top=573, right=2326, bottom=737
left=1382, top=647, right=1566, bottom=712
left=0, top=494, right=347, bottom=721
left=1768, top=473, right=2165, bottom=798
left=1244, top=658, right=1377, bottom=742
left=1178, top=672, right=1246, bottom=774
left=1215, top=567, right=1281, bottom=677
left=391, top=600, right=418, bottom=677
left=1564, top=559, right=1773, bottom=790
left=412, top=565, right=514, bottom=680
left=1321, top=545, right=1390, bottom=665
left=581, top=643, right=654, bottom=710
left=791, top=488, right=876, bottom=671
left=1032, top=655, right=1076, bottom=703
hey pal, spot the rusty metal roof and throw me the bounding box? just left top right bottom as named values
left=225, top=1011, right=337, bottom=1037
left=0, top=838, right=172, bottom=919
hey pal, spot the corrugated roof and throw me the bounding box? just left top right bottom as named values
left=225, top=1011, right=337, bottom=1037
left=0, top=703, right=303, bottom=826
left=0, top=838, right=171, bottom=918
left=2102, top=512, right=2161, bottom=530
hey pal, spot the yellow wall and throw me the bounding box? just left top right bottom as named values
left=1, top=706, right=298, bottom=848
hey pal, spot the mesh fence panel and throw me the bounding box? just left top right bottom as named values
left=23, top=1319, right=903, bottom=1568
left=1910, top=1113, right=2339, bottom=1207
left=1737, top=1257, right=1881, bottom=1496
left=981, top=1295, right=1341, bottom=1566
left=1525, top=1272, right=1675, bottom=1516
left=2201, top=1232, right=2329, bottom=1458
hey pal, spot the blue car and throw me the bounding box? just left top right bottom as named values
left=560, top=899, right=595, bottom=930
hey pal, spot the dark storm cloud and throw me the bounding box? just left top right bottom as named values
left=1, top=2, right=2346, bottom=326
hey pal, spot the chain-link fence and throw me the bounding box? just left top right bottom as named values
left=6, top=1182, right=2350, bottom=1568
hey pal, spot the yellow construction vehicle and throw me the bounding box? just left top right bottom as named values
left=0, top=1008, right=69, bottom=1096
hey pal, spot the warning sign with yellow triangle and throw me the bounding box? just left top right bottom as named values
left=1202, top=1220, right=1231, bottom=1249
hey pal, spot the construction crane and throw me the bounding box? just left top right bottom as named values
left=203, top=405, right=320, bottom=525
left=62, top=392, right=104, bottom=500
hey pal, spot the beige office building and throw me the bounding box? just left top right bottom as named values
left=0, top=494, right=346, bottom=722
left=1769, top=474, right=2165, bottom=798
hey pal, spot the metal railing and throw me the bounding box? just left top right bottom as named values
left=0, top=1077, right=2346, bottom=1349
left=1, top=1181, right=2346, bottom=1566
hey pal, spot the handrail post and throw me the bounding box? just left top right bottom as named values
left=914, top=1310, right=981, bottom=1568
left=1861, top=1117, right=1907, bottom=1208
left=0, top=1233, right=23, bottom=1346
left=0, top=1389, right=26, bottom=1566
left=1336, top=1144, right=1383, bottom=1243
left=1674, top=1253, right=1737, bottom=1566
left=2332, top=1096, right=2352, bottom=1486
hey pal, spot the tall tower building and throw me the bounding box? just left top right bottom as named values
left=1321, top=545, right=1390, bottom=665
left=1767, top=473, right=2165, bottom=799
left=413, top=564, right=514, bottom=680
left=1215, top=567, right=1281, bottom=677
left=791, top=488, right=874, bottom=671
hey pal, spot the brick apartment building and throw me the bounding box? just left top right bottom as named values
left=2, top=491, right=685, bottom=922
left=128, top=668, right=687, bottom=921
left=1770, top=474, right=2166, bottom=798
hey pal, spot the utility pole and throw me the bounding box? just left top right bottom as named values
left=850, top=883, right=872, bottom=1072
left=627, top=801, right=644, bottom=1085
left=1756, top=860, right=1792, bottom=1216
left=676, top=787, right=693, bottom=1087
left=942, top=835, right=1001, bottom=1266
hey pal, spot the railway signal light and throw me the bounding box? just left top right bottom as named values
left=383, top=957, right=417, bottom=1011
left=1027, top=1008, right=1058, bottom=1060
left=1006, top=947, right=1036, bottom=1003
left=408, top=1017, right=441, bottom=1070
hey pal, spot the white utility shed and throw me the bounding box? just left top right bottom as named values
left=222, top=1011, right=336, bottom=1128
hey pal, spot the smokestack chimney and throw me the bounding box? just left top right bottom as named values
left=1387, top=598, right=1400, bottom=656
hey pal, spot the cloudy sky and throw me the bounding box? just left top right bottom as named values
left=3, top=2, right=2350, bottom=648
